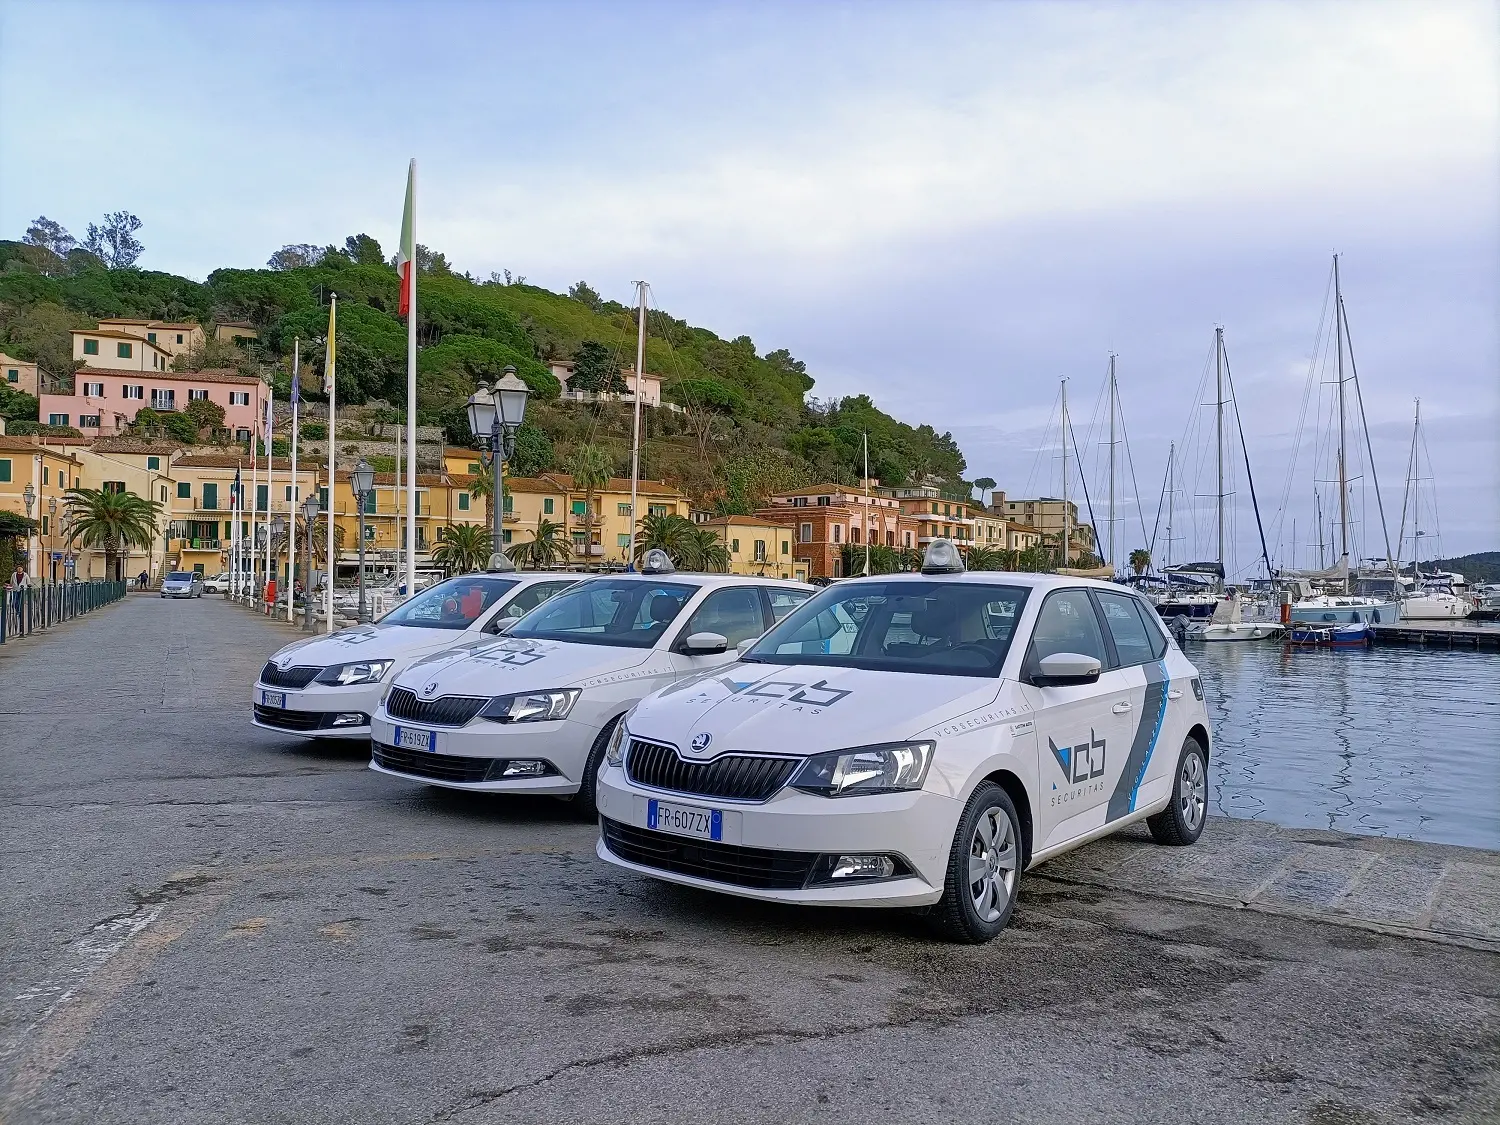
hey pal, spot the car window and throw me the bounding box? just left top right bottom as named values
left=767, top=588, right=812, bottom=622
left=168, top=572, right=192, bottom=581
left=745, top=580, right=1029, bottom=678
left=676, top=586, right=767, bottom=650
left=507, top=579, right=694, bottom=649
left=1027, top=589, right=1108, bottom=668
left=1094, top=590, right=1158, bottom=667
left=1130, top=596, right=1170, bottom=659
left=380, top=575, right=521, bottom=630
left=481, top=580, right=576, bottom=633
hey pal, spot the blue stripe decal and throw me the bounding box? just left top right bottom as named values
left=1107, top=659, right=1170, bottom=821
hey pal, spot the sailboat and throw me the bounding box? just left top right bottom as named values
left=1184, top=327, right=1283, bottom=641
left=1395, top=399, right=1470, bottom=620
left=1287, top=255, right=1400, bottom=628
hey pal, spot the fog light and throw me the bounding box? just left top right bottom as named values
left=331, top=712, right=369, bottom=726
left=500, top=760, right=550, bottom=778
left=830, top=854, right=896, bottom=880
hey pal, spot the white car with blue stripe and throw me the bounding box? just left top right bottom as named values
left=595, top=539, right=1211, bottom=943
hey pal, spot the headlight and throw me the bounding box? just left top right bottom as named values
left=605, top=713, right=632, bottom=765
left=315, top=660, right=395, bottom=686
left=480, top=689, right=580, bottom=724
left=789, top=741, right=935, bottom=797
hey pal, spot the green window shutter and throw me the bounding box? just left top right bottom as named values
left=117, top=342, right=132, bottom=358
left=468, top=463, right=480, bottom=475
left=571, top=500, right=586, bottom=516
left=363, top=491, right=376, bottom=514
left=0, top=459, right=10, bottom=482
left=6, top=368, right=16, bottom=382
left=503, top=495, right=513, bottom=513
left=147, top=332, right=157, bottom=343
left=203, top=483, right=218, bottom=509
left=147, top=456, right=160, bottom=470
left=457, top=493, right=469, bottom=511
left=177, top=481, right=191, bottom=498
left=731, top=539, right=739, bottom=552
left=83, top=339, right=98, bottom=355
left=543, top=498, right=553, bottom=515
left=224, top=521, right=231, bottom=538
left=502, top=530, right=512, bottom=544
left=256, top=484, right=268, bottom=510
left=617, top=534, right=630, bottom=548
left=318, top=486, right=328, bottom=508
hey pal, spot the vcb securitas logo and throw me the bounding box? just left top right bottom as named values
left=1050, top=729, right=1106, bottom=784
left=716, top=676, right=851, bottom=708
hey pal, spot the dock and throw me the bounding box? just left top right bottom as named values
left=1374, top=619, right=1500, bottom=649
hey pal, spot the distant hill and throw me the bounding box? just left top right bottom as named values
left=1426, top=552, right=1500, bottom=585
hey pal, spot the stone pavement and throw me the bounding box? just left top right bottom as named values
left=1, top=594, right=1496, bottom=1124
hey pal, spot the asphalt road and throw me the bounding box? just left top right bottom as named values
left=1, top=594, right=1496, bottom=1125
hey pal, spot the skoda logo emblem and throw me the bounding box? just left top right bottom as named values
left=422, top=681, right=439, bottom=698
left=690, top=732, right=712, bottom=754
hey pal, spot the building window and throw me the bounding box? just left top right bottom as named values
left=617, top=533, right=631, bottom=548
left=256, top=484, right=268, bottom=510
left=189, top=389, right=209, bottom=401
left=318, top=486, right=329, bottom=508
left=83, top=339, right=98, bottom=355
left=123, top=384, right=143, bottom=400
left=832, top=525, right=841, bottom=543
left=229, top=392, right=249, bottom=406
left=203, top=483, right=218, bottom=510
left=817, top=496, right=830, bottom=506
left=83, top=382, right=104, bottom=397
left=48, top=413, right=69, bottom=426
left=117, top=342, right=133, bottom=359
left=160, top=486, right=167, bottom=502
left=147, top=332, right=157, bottom=343
left=754, top=540, right=767, bottom=562
left=6, top=368, right=16, bottom=383
left=177, top=482, right=192, bottom=498
left=147, top=456, right=160, bottom=470
left=543, top=498, right=554, bottom=515
left=792, top=496, right=807, bottom=507
left=151, top=389, right=175, bottom=409
left=617, top=502, right=631, bottom=516
left=730, top=538, right=740, bottom=553
left=235, top=428, right=250, bottom=441
left=457, top=493, right=470, bottom=511
left=851, top=527, right=861, bottom=544
left=799, top=522, right=812, bottom=543
left=79, top=414, right=100, bottom=429
left=887, top=531, right=895, bottom=546
left=176, top=333, right=184, bottom=345
left=571, top=499, right=586, bottom=516
left=42, top=467, right=49, bottom=485
left=905, top=531, right=913, bottom=547
left=103, top=481, right=126, bottom=494
left=503, top=495, right=513, bottom=514
left=503, top=530, right=513, bottom=544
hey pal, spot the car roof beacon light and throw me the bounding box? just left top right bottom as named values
left=640, top=548, right=677, bottom=575
left=921, top=538, right=966, bottom=575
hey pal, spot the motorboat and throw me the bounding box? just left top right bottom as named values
left=1400, top=589, right=1472, bottom=620
left=1186, top=588, right=1284, bottom=642
left=1287, top=621, right=1372, bottom=647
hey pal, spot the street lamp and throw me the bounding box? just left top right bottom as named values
left=301, top=494, right=320, bottom=633
left=21, top=483, right=35, bottom=583
left=465, top=366, right=529, bottom=572
left=351, top=459, right=375, bottom=623
left=48, top=497, right=57, bottom=586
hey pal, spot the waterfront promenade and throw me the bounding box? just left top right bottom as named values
left=1, top=596, right=1496, bottom=1123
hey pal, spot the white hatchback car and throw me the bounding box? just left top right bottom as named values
left=368, top=554, right=813, bottom=815
left=252, top=571, right=582, bottom=739
left=595, top=541, right=1212, bottom=943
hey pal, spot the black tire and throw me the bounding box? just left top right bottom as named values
left=928, top=781, right=1023, bottom=944
left=1147, top=736, right=1208, bottom=846
left=569, top=715, right=621, bottom=821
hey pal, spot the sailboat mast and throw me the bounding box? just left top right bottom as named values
left=1215, top=326, right=1225, bottom=581
left=1165, top=441, right=1174, bottom=593
left=1108, top=353, right=1117, bottom=573
left=1334, top=253, right=1349, bottom=586
left=1412, top=399, right=1422, bottom=581
left=626, top=280, right=647, bottom=570
left=1061, top=378, right=1070, bottom=568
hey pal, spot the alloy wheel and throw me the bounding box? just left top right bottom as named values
left=967, top=806, right=1017, bottom=923
left=1180, top=751, right=1207, bottom=832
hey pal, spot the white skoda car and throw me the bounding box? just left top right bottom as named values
left=367, top=554, right=813, bottom=815
left=252, top=571, right=581, bottom=739
left=595, top=540, right=1211, bottom=943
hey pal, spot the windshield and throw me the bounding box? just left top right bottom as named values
left=506, top=578, right=695, bottom=649
left=743, top=579, right=1029, bottom=678
left=380, top=575, right=520, bottom=630
left=168, top=572, right=193, bottom=581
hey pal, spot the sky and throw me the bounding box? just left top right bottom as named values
left=2, top=0, right=1497, bottom=566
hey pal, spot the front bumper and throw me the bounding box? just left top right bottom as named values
left=594, top=763, right=959, bottom=908
left=251, top=680, right=381, bottom=738
left=366, top=709, right=601, bottom=794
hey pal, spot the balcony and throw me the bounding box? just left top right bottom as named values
left=572, top=543, right=605, bottom=557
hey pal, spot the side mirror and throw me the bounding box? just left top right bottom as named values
left=1034, top=652, right=1102, bottom=687
left=735, top=637, right=757, bottom=655
left=684, top=631, right=729, bottom=654
left=485, top=615, right=520, bottom=635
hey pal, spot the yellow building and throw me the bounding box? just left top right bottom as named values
left=1, top=352, right=41, bottom=396
left=71, top=329, right=174, bottom=373
left=214, top=322, right=259, bottom=345
left=168, top=454, right=321, bottom=579
left=972, top=509, right=1008, bottom=551
left=702, top=515, right=804, bottom=580
left=504, top=473, right=691, bottom=568
left=95, top=318, right=205, bottom=358
left=0, top=436, right=82, bottom=581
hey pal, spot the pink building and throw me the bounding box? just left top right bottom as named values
left=40, top=368, right=269, bottom=438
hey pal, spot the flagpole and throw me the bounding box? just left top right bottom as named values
left=288, top=337, right=299, bottom=622
left=265, top=390, right=274, bottom=609
left=404, top=158, right=418, bottom=595
left=249, top=421, right=258, bottom=604
left=325, top=294, right=337, bottom=632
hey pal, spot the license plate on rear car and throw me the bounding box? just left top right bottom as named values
left=261, top=690, right=286, bottom=708
left=394, top=726, right=437, bottom=753
left=647, top=799, right=722, bottom=841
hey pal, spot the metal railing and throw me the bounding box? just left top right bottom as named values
left=0, top=580, right=127, bottom=644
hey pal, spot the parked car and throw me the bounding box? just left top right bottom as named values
left=202, top=572, right=232, bottom=593
left=253, top=571, right=584, bottom=740
left=367, top=552, right=814, bottom=816
left=160, top=571, right=205, bottom=599
left=595, top=539, right=1211, bottom=943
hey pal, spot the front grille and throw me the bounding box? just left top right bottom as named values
left=259, top=662, right=321, bottom=688
left=602, top=819, right=819, bottom=889
left=254, top=703, right=330, bottom=732
left=625, top=739, right=799, bottom=802
left=372, top=741, right=496, bottom=783
left=385, top=687, right=487, bottom=727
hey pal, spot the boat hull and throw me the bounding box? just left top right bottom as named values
left=1399, top=594, right=1471, bottom=621
left=1287, top=623, right=1372, bottom=647
left=1290, top=598, right=1401, bottom=625
left=1186, top=622, right=1285, bottom=642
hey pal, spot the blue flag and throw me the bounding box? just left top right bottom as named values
left=290, top=360, right=301, bottom=405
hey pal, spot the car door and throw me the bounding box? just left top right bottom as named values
left=1091, top=588, right=1179, bottom=821
left=668, top=585, right=773, bottom=674
left=1019, top=587, right=1129, bottom=853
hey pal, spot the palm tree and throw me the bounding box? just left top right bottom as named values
left=965, top=545, right=1004, bottom=571
left=511, top=515, right=567, bottom=569
left=432, top=523, right=489, bottom=574
left=568, top=443, right=611, bottom=569
left=270, top=517, right=345, bottom=570
left=466, top=471, right=509, bottom=527
left=63, top=487, right=163, bottom=581
left=633, top=512, right=695, bottom=566
left=679, top=526, right=730, bottom=573
left=1129, top=548, right=1152, bottom=576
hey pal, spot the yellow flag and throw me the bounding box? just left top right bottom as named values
left=324, top=294, right=337, bottom=394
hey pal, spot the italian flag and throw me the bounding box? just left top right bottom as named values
left=396, top=160, right=415, bottom=318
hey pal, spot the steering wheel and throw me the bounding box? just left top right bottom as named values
left=943, top=642, right=994, bottom=663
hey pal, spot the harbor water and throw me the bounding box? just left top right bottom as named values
left=1191, top=640, right=1500, bottom=851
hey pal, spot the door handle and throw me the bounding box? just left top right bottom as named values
left=1167, top=690, right=1183, bottom=700
left=1112, top=701, right=1132, bottom=714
